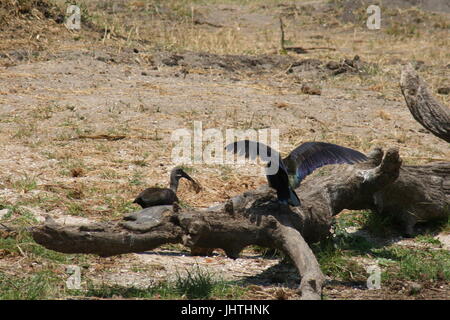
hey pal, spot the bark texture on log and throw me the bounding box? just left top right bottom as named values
left=373, top=162, right=450, bottom=235
left=400, top=64, right=450, bottom=143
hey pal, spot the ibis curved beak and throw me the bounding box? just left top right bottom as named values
left=180, top=169, right=201, bottom=193
left=180, top=170, right=194, bottom=182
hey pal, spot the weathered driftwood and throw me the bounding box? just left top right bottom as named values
left=32, top=145, right=450, bottom=299
left=373, top=162, right=450, bottom=235
left=400, top=64, right=450, bottom=143
left=397, top=64, right=450, bottom=234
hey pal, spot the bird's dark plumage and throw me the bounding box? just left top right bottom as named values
left=133, top=188, right=178, bottom=208
left=225, top=140, right=299, bottom=206
left=225, top=140, right=278, bottom=162
left=225, top=140, right=368, bottom=206
left=283, top=142, right=369, bottom=188
left=133, top=167, right=200, bottom=208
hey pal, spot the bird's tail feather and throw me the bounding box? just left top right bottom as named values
left=288, top=188, right=301, bottom=206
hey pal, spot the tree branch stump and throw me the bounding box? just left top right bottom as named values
left=400, top=64, right=450, bottom=143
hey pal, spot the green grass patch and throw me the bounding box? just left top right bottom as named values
left=337, top=210, right=398, bottom=237
left=415, top=234, right=442, bottom=246
left=0, top=203, right=85, bottom=265
left=312, top=239, right=367, bottom=283
left=82, top=281, right=178, bottom=299
left=372, top=247, right=450, bottom=283
left=0, top=216, right=89, bottom=299
left=325, top=211, right=450, bottom=285
left=11, top=175, right=38, bottom=193
left=174, top=265, right=216, bottom=299
left=80, top=265, right=246, bottom=300
left=0, top=270, right=63, bottom=300
left=332, top=215, right=378, bottom=254
left=0, top=228, right=80, bottom=264
left=0, top=203, right=37, bottom=224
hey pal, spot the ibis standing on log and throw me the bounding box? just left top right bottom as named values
left=133, top=167, right=200, bottom=208
left=225, top=140, right=367, bottom=206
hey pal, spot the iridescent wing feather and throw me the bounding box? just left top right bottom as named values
left=284, top=142, right=368, bottom=187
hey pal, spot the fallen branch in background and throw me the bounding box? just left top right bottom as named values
left=400, top=64, right=450, bottom=143
left=74, top=134, right=126, bottom=141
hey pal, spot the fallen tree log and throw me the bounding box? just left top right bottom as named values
left=32, top=146, right=449, bottom=299
left=400, top=64, right=450, bottom=143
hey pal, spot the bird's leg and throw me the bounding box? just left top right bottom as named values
left=172, top=202, right=181, bottom=213
left=277, top=200, right=291, bottom=211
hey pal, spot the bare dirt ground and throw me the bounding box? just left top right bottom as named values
left=0, top=0, right=449, bottom=300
